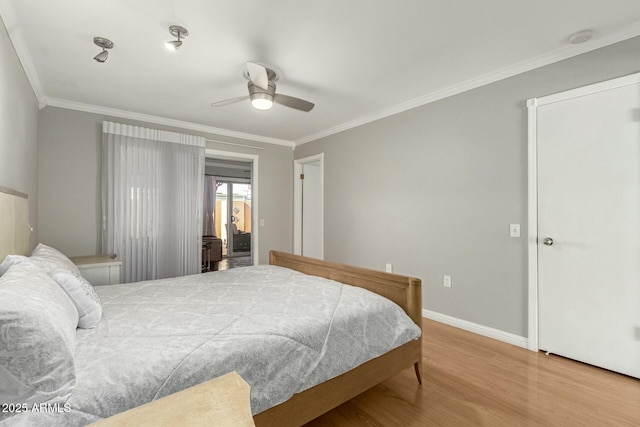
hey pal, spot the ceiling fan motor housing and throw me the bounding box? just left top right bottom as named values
left=248, top=80, right=276, bottom=103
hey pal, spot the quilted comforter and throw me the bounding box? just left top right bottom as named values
left=4, top=265, right=421, bottom=426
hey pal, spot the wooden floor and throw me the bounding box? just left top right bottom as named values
left=304, top=319, right=640, bottom=426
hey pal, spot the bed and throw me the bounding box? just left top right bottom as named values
left=255, top=252, right=423, bottom=427
left=0, top=188, right=423, bottom=427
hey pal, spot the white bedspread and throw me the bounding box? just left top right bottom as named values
left=3, top=265, right=421, bottom=426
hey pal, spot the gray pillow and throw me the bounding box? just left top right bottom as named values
left=0, top=261, right=78, bottom=407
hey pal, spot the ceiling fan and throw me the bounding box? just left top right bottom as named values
left=211, top=62, right=314, bottom=112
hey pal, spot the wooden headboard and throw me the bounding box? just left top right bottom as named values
left=0, top=186, right=29, bottom=260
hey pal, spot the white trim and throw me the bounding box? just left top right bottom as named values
left=205, top=139, right=265, bottom=150
left=423, top=309, right=528, bottom=349
left=294, top=21, right=640, bottom=145
left=45, top=98, right=294, bottom=148
left=293, top=161, right=302, bottom=255
left=526, top=70, right=640, bottom=353
left=533, top=71, right=640, bottom=107
left=205, top=149, right=259, bottom=265
left=293, top=153, right=324, bottom=257
left=526, top=98, right=539, bottom=352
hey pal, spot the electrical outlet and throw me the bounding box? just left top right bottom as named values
left=385, top=263, right=393, bottom=273
left=443, top=275, right=452, bottom=288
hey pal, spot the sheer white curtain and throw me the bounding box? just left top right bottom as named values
left=203, top=175, right=217, bottom=236
left=101, top=121, right=205, bottom=283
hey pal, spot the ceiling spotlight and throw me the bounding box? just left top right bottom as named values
left=93, top=37, right=113, bottom=63
left=166, top=25, right=188, bottom=51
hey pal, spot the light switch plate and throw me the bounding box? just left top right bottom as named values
left=443, top=275, right=452, bottom=288
left=510, top=224, right=520, bottom=238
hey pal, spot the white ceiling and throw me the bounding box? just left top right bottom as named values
left=2, top=0, right=640, bottom=146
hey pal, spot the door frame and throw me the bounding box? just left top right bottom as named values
left=205, top=148, right=259, bottom=265
left=526, top=71, right=640, bottom=352
left=293, top=153, right=324, bottom=257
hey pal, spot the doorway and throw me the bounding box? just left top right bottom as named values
left=527, top=73, right=640, bottom=378
left=294, top=154, right=324, bottom=258
left=204, top=149, right=259, bottom=268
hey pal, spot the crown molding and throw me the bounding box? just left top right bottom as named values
left=294, top=21, right=640, bottom=145
left=43, top=98, right=295, bottom=148
left=0, top=0, right=45, bottom=101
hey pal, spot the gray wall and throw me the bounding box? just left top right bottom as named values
left=295, top=36, right=640, bottom=337
left=37, top=107, right=293, bottom=262
left=0, top=16, right=39, bottom=249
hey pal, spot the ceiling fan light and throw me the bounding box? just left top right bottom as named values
left=165, top=40, right=182, bottom=51
left=250, top=91, right=274, bottom=110
left=251, top=98, right=273, bottom=110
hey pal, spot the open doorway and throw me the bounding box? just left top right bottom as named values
left=203, top=151, right=258, bottom=270
left=293, top=154, right=324, bottom=259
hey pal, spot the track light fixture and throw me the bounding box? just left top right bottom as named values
left=93, top=37, right=113, bottom=63
left=166, top=25, right=188, bottom=51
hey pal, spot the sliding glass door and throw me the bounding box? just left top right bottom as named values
left=215, top=180, right=252, bottom=257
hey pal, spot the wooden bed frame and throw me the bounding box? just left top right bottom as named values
left=255, top=250, right=423, bottom=427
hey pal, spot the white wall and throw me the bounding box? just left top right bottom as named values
left=0, top=15, right=39, bottom=249
left=295, top=36, right=640, bottom=337
left=37, top=107, right=293, bottom=261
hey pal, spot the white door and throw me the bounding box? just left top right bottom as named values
left=301, top=161, right=323, bottom=258
left=536, top=77, right=640, bottom=378
left=294, top=155, right=323, bottom=259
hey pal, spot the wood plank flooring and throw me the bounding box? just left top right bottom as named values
left=304, top=319, right=640, bottom=426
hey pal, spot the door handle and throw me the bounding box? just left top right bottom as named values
left=543, top=237, right=554, bottom=246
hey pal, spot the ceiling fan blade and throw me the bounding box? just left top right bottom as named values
left=274, top=94, right=315, bottom=112
left=246, top=62, right=269, bottom=90
left=211, top=95, right=249, bottom=107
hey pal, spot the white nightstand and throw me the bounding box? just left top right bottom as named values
left=70, top=254, right=122, bottom=286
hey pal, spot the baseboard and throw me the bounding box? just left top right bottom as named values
left=422, top=309, right=528, bottom=349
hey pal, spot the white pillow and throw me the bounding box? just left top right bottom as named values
left=30, top=243, right=81, bottom=276
left=0, top=255, right=29, bottom=276
left=16, top=244, right=103, bottom=329
left=51, top=270, right=102, bottom=329
left=0, top=262, right=78, bottom=406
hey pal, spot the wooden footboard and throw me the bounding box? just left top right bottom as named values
left=257, top=251, right=423, bottom=427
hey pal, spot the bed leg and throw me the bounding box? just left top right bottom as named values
left=413, top=362, right=422, bottom=385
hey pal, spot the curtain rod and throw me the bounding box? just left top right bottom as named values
left=205, top=139, right=264, bottom=150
